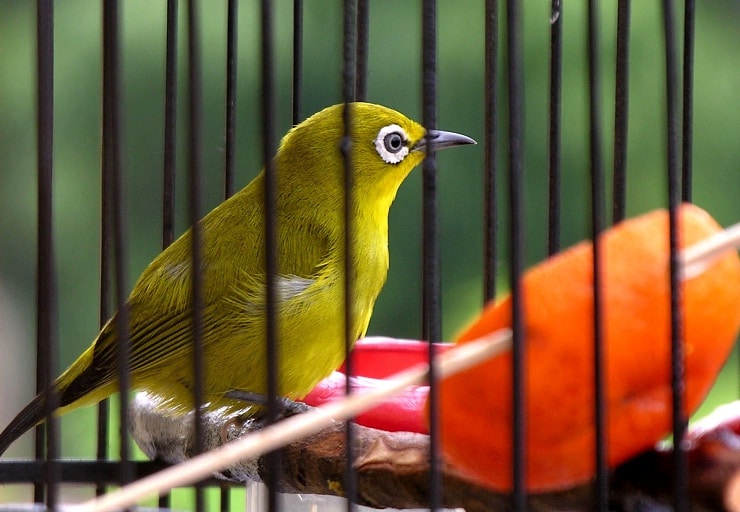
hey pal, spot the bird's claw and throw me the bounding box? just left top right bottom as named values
left=224, top=390, right=309, bottom=420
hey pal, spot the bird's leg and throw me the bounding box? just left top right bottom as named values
left=223, top=390, right=310, bottom=419
left=218, top=391, right=310, bottom=445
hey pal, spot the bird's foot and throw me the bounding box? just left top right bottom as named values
left=223, top=390, right=309, bottom=420
left=219, top=391, right=309, bottom=444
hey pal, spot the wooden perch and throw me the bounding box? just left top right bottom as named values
left=130, top=393, right=740, bottom=512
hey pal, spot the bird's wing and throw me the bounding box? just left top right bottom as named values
left=60, top=198, right=334, bottom=405
left=58, top=298, right=222, bottom=406
left=59, top=268, right=323, bottom=407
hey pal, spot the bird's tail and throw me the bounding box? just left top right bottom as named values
left=0, top=393, right=48, bottom=456
left=0, top=335, right=119, bottom=456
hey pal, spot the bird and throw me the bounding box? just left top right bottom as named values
left=0, top=102, right=475, bottom=456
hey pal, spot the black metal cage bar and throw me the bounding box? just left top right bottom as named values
left=681, top=0, right=695, bottom=203
left=224, top=0, right=238, bottom=201
left=35, top=0, right=58, bottom=507
left=662, top=1, right=689, bottom=510
left=612, top=0, right=630, bottom=224
left=292, top=0, right=303, bottom=125
left=420, top=1, right=444, bottom=510
left=186, top=1, right=206, bottom=510
left=504, top=0, right=527, bottom=509
left=221, top=1, right=239, bottom=509
left=483, top=0, right=499, bottom=303
left=340, top=1, right=358, bottom=509
left=547, top=0, right=562, bottom=256
left=162, top=0, right=179, bottom=251
left=585, top=1, right=608, bottom=509
left=258, top=3, right=282, bottom=512
left=157, top=2, right=179, bottom=507
left=355, top=0, right=369, bottom=103
left=102, top=0, right=134, bottom=491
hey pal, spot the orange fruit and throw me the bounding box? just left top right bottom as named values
left=437, top=204, right=740, bottom=492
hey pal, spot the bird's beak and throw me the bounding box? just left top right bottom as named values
left=412, top=130, right=477, bottom=153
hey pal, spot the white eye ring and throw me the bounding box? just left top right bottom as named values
left=374, top=124, right=410, bottom=164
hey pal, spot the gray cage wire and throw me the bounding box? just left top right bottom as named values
left=0, top=1, right=739, bottom=511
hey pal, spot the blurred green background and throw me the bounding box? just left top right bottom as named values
left=0, top=0, right=739, bottom=507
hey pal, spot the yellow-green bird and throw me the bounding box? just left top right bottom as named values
left=0, top=102, right=475, bottom=455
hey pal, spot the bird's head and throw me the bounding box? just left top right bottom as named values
left=274, top=102, right=475, bottom=213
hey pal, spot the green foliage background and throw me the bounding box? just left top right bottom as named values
left=0, top=0, right=738, bottom=507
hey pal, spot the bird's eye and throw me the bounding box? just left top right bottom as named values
left=384, top=132, right=404, bottom=153
left=374, top=124, right=410, bottom=164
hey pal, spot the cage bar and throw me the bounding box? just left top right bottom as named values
left=163, top=0, right=179, bottom=249
left=355, top=0, right=369, bottom=103
left=185, top=1, right=206, bottom=510
left=35, top=0, right=58, bottom=507
left=156, top=2, right=179, bottom=508
left=292, top=0, right=303, bottom=124
left=504, top=0, right=526, bottom=509
left=421, top=1, right=441, bottom=347
left=218, top=3, right=240, bottom=509
left=585, top=1, right=608, bottom=510
left=101, top=0, right=134, bottom=489
left=483, top=0, right=499, bottom=302
left=341, top=0, right=358, bottom=508
left=420, top=0, right=444, bottom=509
left=662, top=1, right=689, bottom=511
left=259, top=2, right=282, bottom=512
left=547, top=0, right=562, bottom=256
left=681, top=0, right=695, bottom=202
left=612, top=0, right=631, bottom=224
left=224, top=0, right=238, bottom=200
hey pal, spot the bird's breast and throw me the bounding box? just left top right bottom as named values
left=351, top=231, right=389, bottom=301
